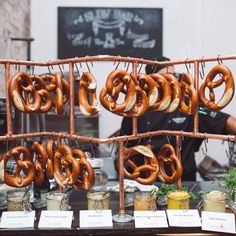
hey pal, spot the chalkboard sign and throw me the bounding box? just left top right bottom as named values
left=58, top=7, right=162, bottom=59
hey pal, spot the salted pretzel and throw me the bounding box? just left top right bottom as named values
left=136, top=73, right=158, bottom=106
left=199, top=64, right=234, bottom=111
left=118, top=85, right=148, bottom=117
left=148, top=73, right=171, bottom=111
left=162, top=74, right=182, bottom=112
left=0, top=146, right=35, bottom=187
left=100, top=70, right=136, bottom=114
left=54, top=144, right=80, bottom=187
left=72, top=149, right=95, bottom=190
left=31, top=75, right=52, bottom=112
left=121, top=145, right=159, bottom=185
left=9, top=72, right=41, bottom=112
left=179, top=72, right=198, bottom=115
left=78, top=72, right=101, bottom=116
left=158, top=144, right=183, bottom=184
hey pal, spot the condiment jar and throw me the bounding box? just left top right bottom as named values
left=167, top=191, right=190, bottom=210
left=87, top=191, right=110, bottom=210
left=45, top=191, right=69, bottom=211
left=7, top=191, right=30, bottom=211
left=203, top=190, right=226, bottom=212
left=134, top=191, right=157, bottom=211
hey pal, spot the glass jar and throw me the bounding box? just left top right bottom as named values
left=134, top=191, right=157, bottom=211
left=45, top=191, right=69, bottom=211
left=167, top=191, right=190, bottom=210
left=87, top=191, right=110, bottom=210
left=203, top=190, right=226, bottom=212
left=7, top=191, right=30, bottom=211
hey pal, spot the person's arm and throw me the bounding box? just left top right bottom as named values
left=225, top=115, right=236, bottom=134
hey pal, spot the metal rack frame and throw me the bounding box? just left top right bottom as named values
left=1, top=54, right=236, bottom=218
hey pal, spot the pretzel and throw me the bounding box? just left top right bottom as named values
left=179, top=73, right=198, bottom=115
left=45, top=140, right=55, bottom=179
left=31, top=75, right=52, bottom=112
left=54, top=144, right=79, bottom=187
left=162, top=74, right=181, bottom=112
left=199, top=64, right=234, bottom=111
left=78, top=72, right=101, bottom=116
left=100, top=70, right=136, bottom=114
left=158, top=144, right=183, bottom=184
left=0, top=146, right=35, bottom=187
left=136, top=73, right=158, bottom=106
left=149, top=74, right=171, bottom=111
left=72, top=149, right=95, bottom=190
left=122, top=145, right=159, bottom=185
left=54, top=72, right=65, bottom=114
left=9, top=72, right=41, bottom=112
left=30, top=142, right=49, bottom=187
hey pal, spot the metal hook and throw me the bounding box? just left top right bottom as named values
left=75, top=63, right=81, bottom=77
left=31, top=65, right=35, bottom=76
left=199, top=57, right=205, bottom=80
left=201, top=136, right=208, bottom=155
left=124, top=136, right=129, bottom=148
left=185, top=58, right=190, bottom=73
left=137, top=133, right=142, bottom=145
left=166, top=63, right=169, bottom=73
left=126, top=57, right=131, bottom=72
left=138, top=58, right=144, bottom=73
left=47, top=62, right=52, bottom=74
left=89, top=137, right=95, bottom=159
left=115, top=56, right=121, bottom=70
left=85, top=56, right=91, bottom=73
left=147, top=132, right=153, bottom=144
left=166, top=135, right=171, bottom=145
left=109, top=141, right=116, bottom=158
left=217, top=55, right=223, bottom=65
left=58, top=64, right=64, bottom=77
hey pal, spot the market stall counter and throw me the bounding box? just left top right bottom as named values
left=0, top=181, right=235, bottom=235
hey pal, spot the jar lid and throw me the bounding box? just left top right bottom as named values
left=87, top=191, right=110, bottom=200
left=45, top=191, right=68, bottom=201
left=167, top=191, right=190, bottom=200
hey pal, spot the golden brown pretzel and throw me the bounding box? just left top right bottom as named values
left=78, top=72, right=101, bottom=116
left=162, top=74, right=182, bottom=112
left=137, top=73, right=158, bottom=106
left=149, top=74, right=171, bottom=111
left=31, top=142, right=49, bottom=187
left=54, top=72, right=64, bottom=114
left=158, top=144, right=183, bottom=184
left=118, top=85, right=148, bottom=117
left=54, top=144, right=79, bottom=187
left=31, top=75, right=52, bottom=112
left=9, top=72, right=41, bottom=112
left=100, top=70, right=136, bottom=114
left=121, top=145, right=159, bottom=185
left=72, top=149, right=95, bottom=190
left=0, top=146, right=35, bottom=187
left=44, top=140, right=55, bottom=179
left=179, top=73, right=198, bottom=115
left=199, top=64, right=235, bottom=111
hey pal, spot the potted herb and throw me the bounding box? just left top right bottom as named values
left=220, top=167, right=236, bottom=202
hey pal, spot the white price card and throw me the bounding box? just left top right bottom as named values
left=201, top=211, right=236, bottom=234
left=134, top=210, right=168, bottom=228
left=0, top=211, right=35, bottom=228
left=79, top=210, right=113, bottom=228
left=166, top=209, right=201, bottom=227
left=38, top=210, right=73, bottom=228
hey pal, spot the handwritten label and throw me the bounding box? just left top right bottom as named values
left=0, top=211, right=35, bottom=228
left=38, top=211, right=73, bottom=228
left=202, top=211, right=236, bottom=234
left=134, top=211, right=168, bottom=228
left=166, top=209, right=201, bottom=227
left=79, top=210, right=113, bottom=228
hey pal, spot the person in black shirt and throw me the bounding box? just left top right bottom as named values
left=120, top=56, right=236, bottom=181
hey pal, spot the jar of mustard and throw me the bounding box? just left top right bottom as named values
left=203, top=190, right=226, bottom=212
left=87, top=191, right=110, bottom=210
left=7, top=191, right=30, bottom=211
left=167, top=191, right=190, bottom=210
left=134, top=191, right=157, bottom=211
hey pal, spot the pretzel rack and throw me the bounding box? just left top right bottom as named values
left=1, top=54, right=236, bottom=221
